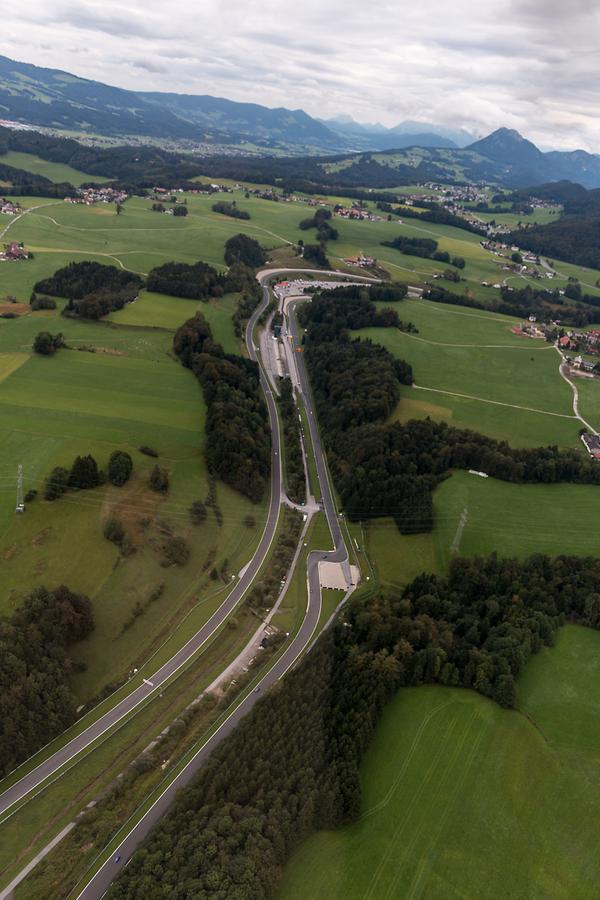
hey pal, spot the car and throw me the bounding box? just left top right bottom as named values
left=114, top=854, right=122, bottom=864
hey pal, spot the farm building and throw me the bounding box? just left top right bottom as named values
left=581, top=433, right=600, bottom=459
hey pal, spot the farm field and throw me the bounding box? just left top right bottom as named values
left=357, top=298, right=581, bottom=447
left=475, top=205, right=562, bottom=228
left=0, top=300, right=265, bottom=701
left=4, top=189, right=600, bottom=311
left=0, top=150, right=110, bottom=186
left=278, top=625, right=600, bottom=900
left=107, top=290, right=240, bottom=353
left=365, top=471, right=600, bottom=587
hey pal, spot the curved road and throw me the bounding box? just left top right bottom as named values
left=72, top=272, right=355, bottom=897
left=0, top=281, right=283, bottom=823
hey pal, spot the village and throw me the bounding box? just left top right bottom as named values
left=64, top=185, right=129, bottom=205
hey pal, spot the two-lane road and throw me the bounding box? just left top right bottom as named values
left=0, top=284, right=283, bottom=824
left=73, top=272, right=356, bottom=898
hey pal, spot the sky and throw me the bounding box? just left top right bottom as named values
left=4, top=0, right=600, bottom=150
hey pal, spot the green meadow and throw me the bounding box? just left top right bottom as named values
left=0, top=300, right=263, bottom=701
left=366, top=471, right=600, bottom=587
left=108, top=290, right=240, bottom=353
left=358, top=298, right=580, bottom=447
left=352, top=298, right=600, bottom=587
left=5, top=188, right=600, bottom=312
left=1, top=150, right=110, bottom=187
left=278, top=625, right=600, bottom=900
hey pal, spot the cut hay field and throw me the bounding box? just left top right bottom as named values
left=357, top=298, right=581, bottom=448
left=1, top=150, right=110, bottom=186
left=0, top=301, right=264, bottom=701
left=278, top=625, right=600, bottom=900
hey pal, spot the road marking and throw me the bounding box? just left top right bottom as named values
left=142, top=679, right=154, bottom=688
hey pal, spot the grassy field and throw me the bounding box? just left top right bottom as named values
left=365, top=471, right=600, bottom=587
left=278, top=625, right=600, bottom=900
left=357, top=298, right=581, bottom=448
left=107, top=290, right=240, bottom=353
left=0, top=300, right=264, bottom=701
left=1, top=151, right=110, bottom=186
left=5, top=190, right=600, bottom=311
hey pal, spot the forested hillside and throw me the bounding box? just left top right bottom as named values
left=109, top=553, right=600, bottom=898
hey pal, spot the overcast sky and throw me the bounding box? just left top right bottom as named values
left=5, top=0, right=600, bottom=150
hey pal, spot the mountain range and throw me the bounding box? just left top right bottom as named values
left=3, top=55, right=600, bottom=188
left=0, top=54, right=481, bottom=153
left=319, top=116, right=476, bottom=149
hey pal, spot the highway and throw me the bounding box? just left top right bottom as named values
left=71, top=271, right=356, bottom=898
left=0, top=280, right=284, bottom=823
left=0, top=268, right=355, bottom=897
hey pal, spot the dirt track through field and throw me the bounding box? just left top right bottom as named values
left=413, top=383, right=578, bottom=419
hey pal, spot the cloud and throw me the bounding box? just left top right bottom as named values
left=4, top=0, right=600, bottom=150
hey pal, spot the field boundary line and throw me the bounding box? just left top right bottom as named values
left=412, top=384, right=577, bottom=419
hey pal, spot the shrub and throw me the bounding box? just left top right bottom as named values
left=24, top=489, right=37, bottom=503
left=108, top=450, right=133, bottom=487
left=163, top=535, right=190, bottom=566
left=103, top=517, right=125, bottom=546
left=44, top=466, right=69, bottom=501
left=149, top=465, right=169, bottom=493
left=139, top=445, right=158, bottom=458
left=189, top=500, right=207, bottom=525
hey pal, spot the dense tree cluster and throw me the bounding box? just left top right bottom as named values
left=301, top=290, right=600, bottom=533
left=174, top=313, right=270, bottom=502
left=224, top=234, right=266, bottom=268
left=302, top=242, right=330, bottom=267
left=146, top=260, right=224, bottom=300
left=44, top=454, right=103, bottom=500
left=33, top=330, right=65, bottom=355
left=299, top=207, right=339, bottom=242
left=509, top=216, right=600, bottom=270
left=111, top=552, right=600, bottom=899
left=423, top=283, right=599, bottom=326
left=391, top=200, right=486, bottom=236
left=382, top=234, right=464, bottom=267
left=278, top=379, right=306, bottom=505
left=34, top=261, right=143, bottom=320
left=0, top=586, right=94, bottom=777
left=211, top=200, right=250, bottom=220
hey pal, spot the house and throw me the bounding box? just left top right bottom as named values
left=558, top=335, right=570, bottom=348
left=581, top=433, right=600, bottom=459
left=3, top=241, right=28, bottom=260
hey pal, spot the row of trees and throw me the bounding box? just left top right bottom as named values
left=381, top=234, right=465, bottom=267
left=111, top=552, right=600, bottom=899
left=45, top=451, right=132, bottom=500
left=174, top=313, right=270, bottom=502
left=146, top=260, right=224, bottom=300
left=0, top=586, right=94, bottom=777
left=212, top=200, right=251, bottom=220
left=278, top=379, right=306, bottom=505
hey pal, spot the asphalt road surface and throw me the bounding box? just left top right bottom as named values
left=0, top=284, right=283, bottom=823
left=73, top=273, right=355, bottom=898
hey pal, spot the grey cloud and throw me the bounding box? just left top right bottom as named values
left=5, top=0, right=600, bottom=150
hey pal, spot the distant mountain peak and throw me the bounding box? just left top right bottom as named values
left=468, top=127, right=543, bottom=165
